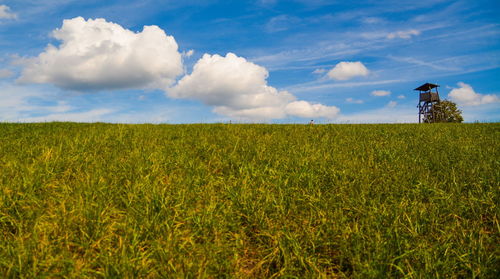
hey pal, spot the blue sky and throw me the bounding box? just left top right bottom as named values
left=1, top=0, right=499, bottom=123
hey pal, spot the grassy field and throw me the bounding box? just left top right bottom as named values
left=0, top=122, right=498, bottom=278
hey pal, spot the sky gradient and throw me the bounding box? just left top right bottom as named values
left=1, top=0, right=499, bottom=123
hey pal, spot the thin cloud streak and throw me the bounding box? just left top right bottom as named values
left=287, top=79, right=404, bottom=94
left=388, top=56, right=461, bottom=72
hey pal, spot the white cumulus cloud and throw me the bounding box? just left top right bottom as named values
left=371, top=90, right=391, bottom=96
left=169, top=53, right=295, bottom=109
left=285, top=101, right=339, bottom=119
left=169, top=53, right=339, bottom=120
left=448, top=82, right=499, bottom=106
left=0, top=5, right=16, bottom=19
left=327, top=61, right=369, bottom=81
left=387, top=29, right=420, bottom=39
left=18, top=17, right=183, bottom=91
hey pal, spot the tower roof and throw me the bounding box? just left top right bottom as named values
left=414, top=83, right=439, bottom=91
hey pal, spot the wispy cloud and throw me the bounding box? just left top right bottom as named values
left=257, top=0, right=277, bottom=7
left=0, top=69, right=13, bottom=79
left=312, top=68, right=327, bottom=74
left=346, top=97, right=364, bottom=104
left=371, top=90, right=391, bottom=97
left=389, top=55, right=461, bottom=71
left=250, top=45, right=361, bottom=70
left=287, top=79, right=404, bottom=94
left=19, top=108, right=114, bottom=123
left=460, top=103, right=500, bottom=122
left=387, top=29, right=420, bottom=39
left=387, top=100, right=397, bottom=108
left=265, top=15, right=301, bottom=33
left=0, top=83, right=69, bottom=121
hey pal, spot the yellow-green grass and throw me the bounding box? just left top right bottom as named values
left=0, top=123, right=498, bottom=278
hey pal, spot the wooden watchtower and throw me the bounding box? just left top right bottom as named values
left=415, top=83, right=440, bottom=123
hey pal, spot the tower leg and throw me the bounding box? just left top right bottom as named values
left=418, top=104, right=421, bottom=123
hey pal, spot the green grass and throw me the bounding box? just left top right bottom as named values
left=0, top=122, right=498, bottom=278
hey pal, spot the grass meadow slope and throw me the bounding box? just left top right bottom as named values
left=0, top=123, right=499, bottom=278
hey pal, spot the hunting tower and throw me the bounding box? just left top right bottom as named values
left=415, top=83, right=440, bottom=123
